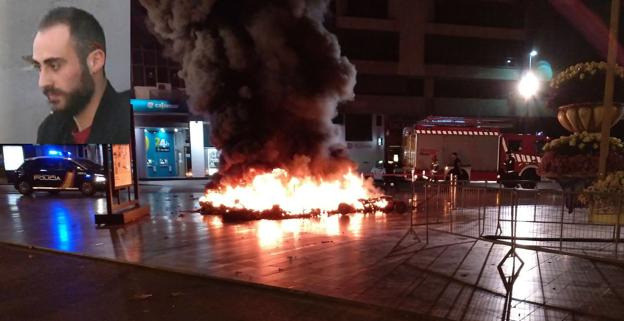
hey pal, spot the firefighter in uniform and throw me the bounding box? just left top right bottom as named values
left=430, top=154, right=440, bottom=181
left=449, top=152, right=462, bottom=180
left=504, top=151, right=516, bottom=173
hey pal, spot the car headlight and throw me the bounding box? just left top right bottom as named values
left=95, top=174, right=106, bottom=183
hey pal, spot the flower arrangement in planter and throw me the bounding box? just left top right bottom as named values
left=542, top=63, right=624, bottom=214
left=548, top=61, right=624, bottom=109
left=539, top=132, right=624, bottom=178
left=547, top=62, right=624, bottom=133
left=579, top=171, right=624, bottom=224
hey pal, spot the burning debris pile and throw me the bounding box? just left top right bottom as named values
left=139, top=0, right=391, bottom=218
left=198, top=169, right=394, bottom=220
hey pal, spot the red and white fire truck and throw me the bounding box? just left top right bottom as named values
left=388, top=116, right=546, bottom=188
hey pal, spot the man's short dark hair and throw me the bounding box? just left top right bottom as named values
left=38, top=7, right=106, bottom=61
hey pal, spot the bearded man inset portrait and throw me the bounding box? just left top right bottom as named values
left=28, top=7, right=130, bottom=144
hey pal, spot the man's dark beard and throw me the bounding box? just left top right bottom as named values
left=43, top=64, right=95, bottom=117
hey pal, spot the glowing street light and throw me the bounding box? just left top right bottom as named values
left=518, top=50, right=540, bottom=99
left=518, top=71, right=539, bottom=99
left=529, top=50, right=538, bottom=69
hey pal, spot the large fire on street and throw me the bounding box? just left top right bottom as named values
left=138, top=0, right=397, bottom=220
left=199, top=168, right=393, bottom=220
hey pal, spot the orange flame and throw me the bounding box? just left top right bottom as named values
left=199, top=168, right=386, bottom=215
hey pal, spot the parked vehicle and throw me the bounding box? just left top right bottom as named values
left=7, top=156, right=106, bottom=196
left=396, top=116, right=545, bottom=188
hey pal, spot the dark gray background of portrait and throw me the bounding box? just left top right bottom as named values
left=0, top=0, right=130, bottom=143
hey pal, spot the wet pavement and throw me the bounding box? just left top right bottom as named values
left=0, top=243, right=432, bottom=321
left=1, top=184, right=624, bottom=321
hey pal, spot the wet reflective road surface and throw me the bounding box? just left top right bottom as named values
left=1, top=184, right=624, bottom=321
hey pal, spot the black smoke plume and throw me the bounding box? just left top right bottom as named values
left=138, top=0, right=356, bottom=184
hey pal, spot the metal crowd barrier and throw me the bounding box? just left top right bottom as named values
left=413, top=181, right=624, bottom=262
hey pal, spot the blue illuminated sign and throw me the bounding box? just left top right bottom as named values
left=131, top=99, right=180, bottom=113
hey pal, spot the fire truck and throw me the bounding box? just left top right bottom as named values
left=388, top=116, right=546, bottom=188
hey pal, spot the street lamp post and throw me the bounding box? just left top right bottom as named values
left=519, top=50, right=540, bottom=100
left=528, top=50, right=538, bottom=70
left=518, top=50, right=539, bottom=133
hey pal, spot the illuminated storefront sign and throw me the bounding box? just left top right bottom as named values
left=131, top=99, right=180, bottom=112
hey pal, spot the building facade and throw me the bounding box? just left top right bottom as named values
left=331, top=0, right=553, bottom=163
left=132, top=0, right=610, bottom=176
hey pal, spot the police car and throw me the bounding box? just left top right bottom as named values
left=8, top=156, right=106, bottom=196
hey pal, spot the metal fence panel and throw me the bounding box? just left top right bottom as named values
left=419, top=182, right=624, bottom=261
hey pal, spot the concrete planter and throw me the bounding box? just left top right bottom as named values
left=557, top=102, right=624, bottom=133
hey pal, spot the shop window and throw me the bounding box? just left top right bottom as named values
left=144, top=128, right=183, bottom=178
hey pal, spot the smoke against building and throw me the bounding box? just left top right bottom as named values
left=138, top=0, right=357, bottom=184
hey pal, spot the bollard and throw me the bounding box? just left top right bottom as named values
left=477, top=188, right=481, bottom=237
left=560, top=190, right=565, bottom=251
left=533, top=191, right=538, bottom=222
left=617, top=198, right=622, bottom=258
left=425, top=183, right=429, bottom=244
